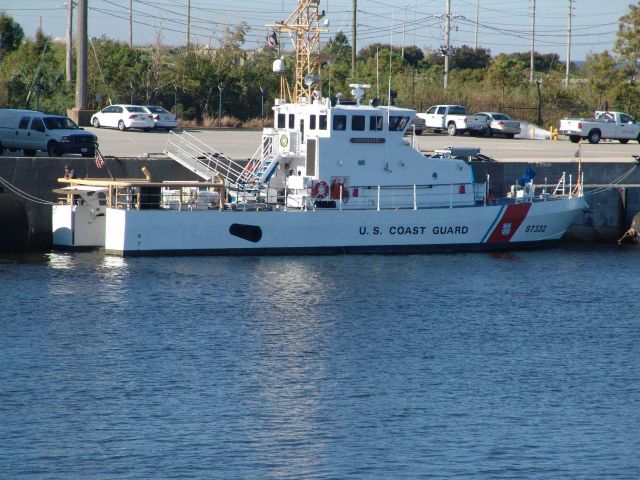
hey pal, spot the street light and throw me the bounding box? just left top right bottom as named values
left=173, top=85, right=178, bottom=112
left=218, top=85, right=223, bottom=128
left=259, top=86, right=265, bottom=128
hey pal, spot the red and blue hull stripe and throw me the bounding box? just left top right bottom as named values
left=481, top=203, right=532, bottom=243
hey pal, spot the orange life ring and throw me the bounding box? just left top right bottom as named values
left=312, top=180, right=329, bottom=198
left=331, top=179, right=349, bottom=203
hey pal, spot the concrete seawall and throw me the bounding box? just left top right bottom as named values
left=1, top=156, right=638, bottom=251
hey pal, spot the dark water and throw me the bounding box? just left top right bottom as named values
left=1, top=247, right=639, bottom=479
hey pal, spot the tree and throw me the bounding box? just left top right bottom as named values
left=0, top=12, right=24, bottom=56
left=487, top=54, right=527, bottom=106
left=582, top=50, right=618, bottom=109
left=510, top=52, right=562, bottom=73
left=450, top=45, right=491, bottom=70
left=615, top=2, right=640, bottom=81
left=403, top=46, right=424, bottom=68
left=323, top=31, right=351, bottom=66
left=88, top=37, right=152, bottom=107
left=0, top=31, right=67, bottom=112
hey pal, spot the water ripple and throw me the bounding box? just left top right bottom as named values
left=1, top=246, right=639, bottom=478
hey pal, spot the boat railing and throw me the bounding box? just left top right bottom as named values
left=110, top=185, right=225, bottom=212
left=101, top=177, right=574, bottom=213
left=505, top=172, right=576, bottom=203
left=275, top=182, right=489, bottom=211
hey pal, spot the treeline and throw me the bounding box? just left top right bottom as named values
left=1, top=3, right=639, bottom=127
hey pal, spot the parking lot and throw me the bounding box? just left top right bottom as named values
left=6, top=125, right=639, bottom=163
left=90, top=126, right=639, bottom=163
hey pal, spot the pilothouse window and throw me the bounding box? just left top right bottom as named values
left=369, top=116, right=383, bottom=131
left=388, top=116, right=410, bottom=131
left=310, top=115, right=316, bottom=130
left=352, top=115, right=365, bottom=131
left=319, top=115, right=327, bottom=130
left=333, top=115, right=346, bottom=131
left=277, top=113, right=286, bottom=128
left=288, top=114, right=295, bottom=129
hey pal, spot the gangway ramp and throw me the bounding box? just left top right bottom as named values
left=166, top=130, right=279, bottom=186
left=165, top=130, right=247, bottom=183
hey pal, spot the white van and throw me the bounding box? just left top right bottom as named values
left=0, top=109, right=97, bottom=157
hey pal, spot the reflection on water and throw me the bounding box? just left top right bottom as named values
left=100, top=254, right=128, bottom=273
left=47, top=252, right=75, bottom=270
left=1, top=246, right=639, bottom=478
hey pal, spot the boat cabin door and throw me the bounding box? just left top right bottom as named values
left=306, top=139, right=316, bottom=176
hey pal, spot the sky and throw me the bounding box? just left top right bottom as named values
left=0, top=0, right=633, bottom=61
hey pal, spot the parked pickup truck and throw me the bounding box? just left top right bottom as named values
left=0, top=109, right=96, bottom=156
left=406, top=116, right=426, bottom=135
left=559, top=111, right=640, bottom=144
left=416, top=105, right=488, bottom=136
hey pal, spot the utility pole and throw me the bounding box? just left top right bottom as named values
left=66, top=1, right=74, bottom=82
left=352, top=0, right=357, bottom=78
left=401, top=5, right=407, bottom=61
left=474, top=0, right=479, bottom=49
left=530, top=0, right=536, bottom=83
left=76, top=0, right=87, bottom=110
left=186, top=0, right=191, bottom=47
left=444, top=0, right=451, bottom=89
left=565, top=0, right=572, bottom=87
left=129, top=0, right=133, bottom=47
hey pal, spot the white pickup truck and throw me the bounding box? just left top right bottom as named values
left=416, top=105, right=488, bottom=136
left=559, top=111, right=640, bottom=144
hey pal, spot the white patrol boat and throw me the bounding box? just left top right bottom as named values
left=52, top=0, right=587, bottom=256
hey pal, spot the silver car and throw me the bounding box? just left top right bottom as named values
left=476, top=112, right=521, bottom=138
left=142, top=106, right=178, bottom=130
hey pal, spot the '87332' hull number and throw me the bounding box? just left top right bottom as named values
left=525, top=224, right=547, bottom=233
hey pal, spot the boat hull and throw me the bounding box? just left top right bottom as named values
left=101, top=197, right=586, bottom=256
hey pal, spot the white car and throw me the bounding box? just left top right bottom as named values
left=90, top=105, right=154, bottom=131
left=475, top=112, right=521, bottom=138
left=142, top=106, right=178, bottom=130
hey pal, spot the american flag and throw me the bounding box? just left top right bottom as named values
left=95, top=148, right=105, bottom=169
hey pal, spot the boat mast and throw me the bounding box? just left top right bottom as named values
left=267, top=0, right=327, bottom=103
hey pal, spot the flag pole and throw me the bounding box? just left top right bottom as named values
left=95, top=143, right=115, bottom=180
left=575, top=141, right=582, bottom=195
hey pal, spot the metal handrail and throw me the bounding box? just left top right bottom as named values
left=166, top=130, right=247, bottom=184
left=238, top=136, right=275, bottom=183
